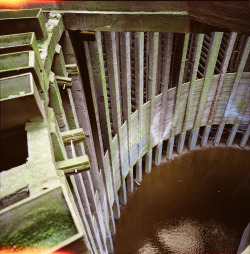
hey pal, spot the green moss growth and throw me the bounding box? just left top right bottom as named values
left=0, top=212, right=77, bottom=250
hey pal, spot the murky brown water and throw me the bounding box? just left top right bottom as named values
left=113, top=147, right=250, bottom=254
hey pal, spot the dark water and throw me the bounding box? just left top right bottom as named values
left=113, top=148, right=250, bottom=254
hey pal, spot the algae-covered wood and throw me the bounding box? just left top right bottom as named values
left=0, top=73, right=45, bottom=130
left=0, top=186, right=84, bottom=253
left=0, top=9, right=47, bottom=39
left=0, top=51, right=46, bottom=98
left=56, top=155, right=90, bottom=174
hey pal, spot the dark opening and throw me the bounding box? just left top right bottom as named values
left=0, top=125, right=28, bottom=172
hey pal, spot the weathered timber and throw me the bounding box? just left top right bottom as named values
left=38, top=13, right=64, bottom=74
left=0, top=9, right=47, bottom=39
left=146, top=32, right=159, bottom=173
left=226, top=124, right=239, bottom=147
left=160, top=33, right=173, bottom=141
left=0, top=73, right=45, bottom=130
left=56, top=76, right=73, bottom=88
left=118, top=183, right=127, bottom=206
left=104, top=32, right=122, bottom=133
left=66, top=64, right=79, bottom=76
left=48, top=72, right=69, bottom=131
left=222, top=37, right=250, bottom=125
left=171, top=33, right=189, bottom=137
left=0, top=51, right=47, bottom=98
left=56, top=155, right=90, bottom=174
left=52, top=44, right=67, bottom=77
left=177, top=132, right=186, bottom=155
left=201, top=126, right=211, bottom=148
left=166, top=137, right=174, bottom=160
left=193, top=32, right=223, bottom=129
left=134, top=32, right=144, bottom=161
left=19, top=2, right=250, bottom=34
left=240, top=124, right=250, bottom=148
left=155, top=143, right=163, bottom=166
left=0, top=32, right=43, bottom=69
left=207, top=32, right=237, bottom=126
left=61, top=128, right=85, bottom=144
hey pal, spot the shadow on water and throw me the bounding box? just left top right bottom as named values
left=113, top=147, right=250, bottom=254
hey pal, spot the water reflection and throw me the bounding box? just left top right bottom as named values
left=113, top=148, right=250, bottom=254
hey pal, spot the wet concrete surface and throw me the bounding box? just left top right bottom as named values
left=113, top=147, right=250, bottom=254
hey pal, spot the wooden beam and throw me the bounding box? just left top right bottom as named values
left=171, top=33, right=190, bottom=137
left=61, top=128, right=85, bottom=144
left=207, top=32, right=237, bottom=126
left=55, top=76, right=73, bottom=88
left=104, top=32, right=122, bottom=133
left=134, top=32, right=144, bottom=162
left=183, top=33, right=204, bottom=132
left=147, top=32, right=159, bottom=151
left=91, top=32, right=112, bottom=148
left=221, top=36, right=250, bottom=125
left=42, top=10, right=190, bottom=33
left=48, top=72, right=69, bottom=132
left=193, top=32, right=223, bottom=129
left=56, top=155, right=90, bottom=174
left=160, top=33, right=173, bottom=141
left=66, top=64, right=79, bottom=76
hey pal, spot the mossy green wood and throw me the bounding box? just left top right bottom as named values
left=0, top=50, right=47, bottom=100
left=52, top=44, right=68, bottom=77
left=0, top=186, right=85, bottom=253
left=56, top=155, right=91, bottom=174
left=48, top=72, right=69, bottom=131
left=66, top=64, right=79, bottom=76
left=48, top=107, right=68, bottom=162
left=61, top=128, right=85, bottom=144
left=0, top=9, right=47, bottom=39
left=38, top=13, right=64, bottom=74
left=56, top=76, right=73, bottom=88
left=0, top=32, right=44, bottom=70
left=0, top=73, right=45, bottom=130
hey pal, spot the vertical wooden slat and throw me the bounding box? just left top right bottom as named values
left=134, top=32, right=144, bottom=177
left=193, top=32, right=223, bottom=129
left=145, top=32, right=159, bottom=172
left=207, top=32, right=237, bottom=126
left=240, top=124, right=250, bottom=148
left=171, top=33, right=190, bottom=137
left=88, top=32, right=121, bottom=222
left=147, top=32, right=159, bottom=150
left=160, top=33, right=173, bottom=141
left=222, top=36, right=250, bottom=125
left=104, top=32, right=122, bottom=133
left=120, top=32, right=132, bottom=166
left=89, top=32, right=112, bottom=149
